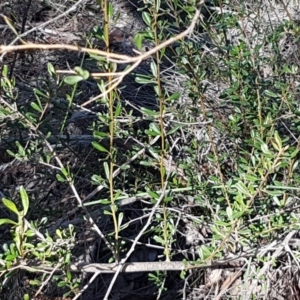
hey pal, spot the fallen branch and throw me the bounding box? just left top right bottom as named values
left=19, top=260, right=244, bottom=274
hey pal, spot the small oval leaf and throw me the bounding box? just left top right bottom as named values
left=64, top=75, right=83, bottom=85
left=2, top=199, right=19, bottom=215
left=142, top=12, right=152, bottom=27
left=134, top=33, right=144, bottom=50
left=20, top=186, right=29, bottom=216
left=92, top=141, right=109, bottom=153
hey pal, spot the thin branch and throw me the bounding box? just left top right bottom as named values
left=0, top=0, right=88, bottom=61
left=0, top=5, right=202, bottom=108
left=0, top=7, right=200, bottom=64
left=103, top=158, right=173, bottom=299
left=34, top=263, right=61, bottom=297
left=72, top=271, right=100, bottom=300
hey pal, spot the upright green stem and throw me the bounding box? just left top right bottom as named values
left=151, top=5, right=171, bottom=261
left=101, top=0, right=119, bottom=262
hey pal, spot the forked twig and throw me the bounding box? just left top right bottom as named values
left=0, top=5, right=202, bottom=108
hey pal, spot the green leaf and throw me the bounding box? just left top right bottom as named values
left=142, top=12, right=152, bottom=27
left=92, top=141, right=109, bottom=153
left=261, top=143, right=271, bottom=155
left=140, top=107, right=159, bottom=116
left=290, top=149, right=299, bottom=159
left=140, top=160, right=155, bottom=166
left=167, top=125, right=182, bottom=135
left=166, top=92, right=180, bottom=102
left=115, top=101, right=122, bottom=117
left=103, top=162, right=110, bottom=180
left=47, top=62, right=56, bottom=77
left=98, top=199, right=111, bottom=205
left=20, top=186, right=29, bottom=216
left=0, top=218, right=18, bottom=226
left=6, top=254, right=18, bottom=261
left=22, top=242, right=35, bottom=249
left=145, top=129, right=160, bottom=136
left=147, top=190, right=159, bottom=200
left=14, top=234, right=21, bottom=254
left=232, top=210, right=244, bottom=219
left=30, top=102, right=42, bottom=113
left=29, top=280, right=41, bottom=286
left=65, top=253, right=71, bottom=264
left=244, top=174, right=258, bottom=182
left=264, top=90, right=278, bottom=98
left=173, top=0, right=178, bottom=9
left=266, top=185, right=300, bottom=191
left=214, top=220, right=230, bottom=226
left=149, top=122, right=161, bottom=134
left=110, top=204, right=117, bottom=213
left=159, top=46, right=166, bottom=59
left=156, top=0, right=161, bottom=12
left=23, top=294, right=30, bottom=300
left=56, top=174, right=65, bottom=182
left=108, top=2, right=114, bottom=18
left=292, top=160, right=299, bottom=171
left=58, top=281, right=67, bottom=287
left=64, top=75, right=83, bottom=85
left=264, top=190, right=285, bottom=197
left=226, top=207, right=233, bottom=220
left=2, top=65, right=8, bottom=76
left=34, top=88, right=48, bottom=98
left=118, top=212, right=124, bottom=230
left=61, top=167, right=68, bottom=177
left=74, top=67, right=90, bottom=80
left=271, top=140, right=279, bottom=151
left=91, top=175, right=104, bottom=185
left=93, top=131, right=109, bottom=138
left=6, top=150, right=16, bottom=158
left=134, top=33, right=144, bottom=50
left=56, top=229, right=62, bottom=239
left=273, top=196, right=281, bottom=206
left=25, top=230, right=36, bottom=237
left=89, top=53, right=106, bottom=61
left=135, top=76, right=155, bottom=84
left=153, top=235, right=164, bottom=244
left=274, top=131, right=282, bottom=149
left=150, top=61, right=157, bottom=77
left=15, top=141, right=25, bottom=157
left=153, top=85, right=159, bottom=96
left=234, top=182, right=251, bottom=197
left=2, top=199, right=19, bottom=215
